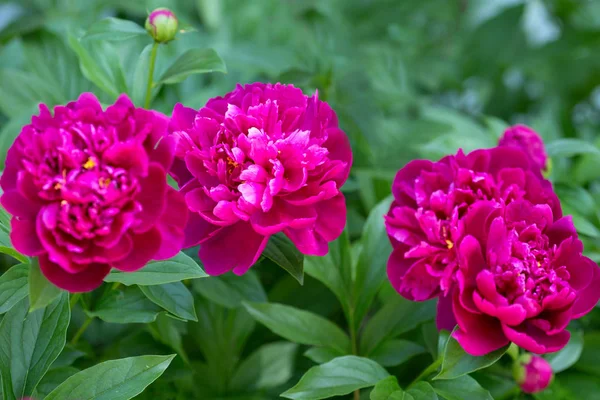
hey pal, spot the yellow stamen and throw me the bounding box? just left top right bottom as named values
left=99, top=177, right=111, bottom=188
left=445, top=239, right=454, bottom=250
left=61, top=200, right=67, bottom=206
left=83, top=158, right=96, bottom=170
left=537, top=261, right=541, bottom=267
left=54, top=182, right=62, bottom=190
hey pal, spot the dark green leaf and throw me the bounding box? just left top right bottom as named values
left=132, top=44, right=152, bottom=106
left=87, top=286, right=161, bottom=324
left=0, top=230, right=27, bottom=263
left=193, top=271, right=266, bottom=309
left=545, top=330, right=583, bottom=373
left=435, top=331, right=508, bottom=380
left=104, top=252, right=207, bottom=286
left=407, top=382, right=438, bottom=400
left=431, top=375, right=493, bottom=400
left=140, top=282, right=197, bottom=321
left=353, top=196, right=394, bottom=327
left=361, top=296, right=436, bottom=356
left=243, top=302, right=351, bottom=354
left=574, top=332, right=600, bottom=376
left=148, top=313, right=188, bottom=363
left=263, top=233, right=304, bottom=284
left=281, top=356, right=389, bottom=400
left=34, top=367, right=79, bottom=398
left=0, top=263, right=28, bottom=314
left=83, top=18, right=147, bottom=41
left=157, top=48, right=226, bottom=85
left=44, top=354, right=175, bottom=400
left=52, top=346, right=86, bottom=368
left=370, top=340, right=426, bottom=367
left=230, top=342, right=297, bottom=391
left=0, top=293, right=70, bottom=400
left=28, top=257, right=62, bottom=312
left=370, top=376, right=401, bottom=400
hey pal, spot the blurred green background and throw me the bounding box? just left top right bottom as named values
left=2, top=1, right=600, bottom=399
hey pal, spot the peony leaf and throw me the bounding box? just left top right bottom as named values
left=140, top=281, right=197, bottom=321
left=407, top=382, right=439, bottom=400
left=263, top=233, right=304, bottom=284
left=83, top=17, right=147, bottom=41
left=157, top=48, right=226, bottom=85
left=44, top=354, right=175, bottom=400
left=0, top=263, right=28, bottom=314
left=370, top=376, right=403, bottom=400
left=370, top=339, right=427, bottom=367
left=243, top=301, right=351, bottom=354
left=33, top=366, right=79, bottom=399
left=546, top=139, right=600, bottom=158
left=304, top=347, right=346, bottom=364
left=545, top=329, right=583, bottom=373
left=87, top=286, right=161, bottom=324
left=281, top=355, right=389, bottom=400
left=431, top=375, right=493, bottom=400
left=434, top=331, right=508, bottom=380
left=0, top=293, right=70, bottom=400
left=28, top=257, right=63, bottom=312
left=104, top=252, right=207, bottom=286
left=193, top=270, right=266, bottom=309
left=230, top=341, right=297, bottom=391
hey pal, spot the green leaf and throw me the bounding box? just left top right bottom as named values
left=193, top=271, right=266, bottom=309
left=67, top=34, right=120, bottom=98
left=243, top=301, right=351, bottom=354
left=0, top=293, right=70, bottom=400
left=0, top=263, right=28, bottom=314
left=52, top=345, right=86, bottom=368
left=263, top=233, right=304, bottom=284
left=140, top=282, right=197, bottom=321
left=44, top=354, right=175, bottom=400
left=435, top=331, right=508, bottom=380
left=83, top=18, right=147, bottom=41
left=370, top=376, right=402, bottom=400
left=407, top=382, right=438, bottom=400
left=87, top=286, right=161, bottom=324
left=132, top=44, right=152, bottom=106
left=157, top=48, right=226, bottom=85
left=28, top=257, right=62, bottom=312
left=361, top=296, right=436, bottom=356
left=304, top=347, right=346, bottom=364
left=370, top=340, right=426, bottom=367
left=353, top=196, right=394, bottom=328
left=431, top=375, right=493, bottom=400
left=148, top=313, right=189, bottom=363
left=573, top=332, right=600, bottom=376
left=230, top=342, right=297, bottom=391
left=0, top=229, right=28, bottom=263
left=546, top=139, right=600, bottom=158
left=104, top=252, right=207, bottom=286
left=281, top=356, right=389, bottom=400
left=546, top=329, right=583, bottom=373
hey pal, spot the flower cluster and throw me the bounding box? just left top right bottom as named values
left=1, top=83, right=351, bottom=291
left=386, top=126, right=600, bottom=355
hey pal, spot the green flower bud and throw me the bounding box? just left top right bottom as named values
left=145, top=8, right=178, bottom=43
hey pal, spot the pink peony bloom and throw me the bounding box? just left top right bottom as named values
left=0, top=93, right=187, bottom=292
left=169, top=83, right=352, bottom=275
left=515, top=354, right=553, bottom=394
left=385, top=147, right=561, bottom=303
left=499, top=125, right=548, bottom=172
left=441, top=199, right=600, bottom=355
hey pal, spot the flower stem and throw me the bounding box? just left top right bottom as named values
left=69, top=293, right=81, bottom=309
left=407, top=357, right=442, bottom=389
left=70, top=316, right=93, bottom=346
left=144, top=42, right=159, bottom=109
left=348, top=312, right=360, bottom=400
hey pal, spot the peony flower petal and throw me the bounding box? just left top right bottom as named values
left=571, top=258, right=600, bottom=318
left=502, top=322, right=570, bottom=354
left=437, top=293, right=457, bottom=331
left=134, top=163, right=167, bottom=233
left=111, top=227, right=162, bottom=272
left=11, top=217, right=44, bottom=256
left=39, top=253, right=111, bottom=293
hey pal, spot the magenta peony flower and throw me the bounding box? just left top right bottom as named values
left=440, top=199, right=600, bottom=355
left=169, top=83, right=352, bottom=275
left=385, top=147, right=561, bottom=303
left=499, top=125, right=548, bottom=172
left=0, top=93, right=187, bottom=292
left=515, top=354, right=553, bottom=394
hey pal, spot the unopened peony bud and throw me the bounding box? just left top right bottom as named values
left=499, top=124, right=548, bottom=172
left=145, top=8, right=178, bottom=43
left=514, top=354, right=553, bottom=394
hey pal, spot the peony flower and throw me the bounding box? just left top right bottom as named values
left=439, top=199, right=600, bottom=355
left=514, top=354, right=553, bottom=394
left=385, top=147, right=561, bottom=303
left=169, top=83, right=352, bottom=275
left=0, top=93, right=187, bottom=292
left=499, top=124, right=548, bottom=172
left=145, top=8, right=178, bottom=43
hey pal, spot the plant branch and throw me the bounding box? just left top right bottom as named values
left=144, top=42, right=159, bottom=108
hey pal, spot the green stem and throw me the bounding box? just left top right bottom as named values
left=407, top=357, right=442, bottom=389
left=70, top=316, right=93, bottom=346
left=144, top=42, right=159, bottom=109
left=348, top=312, right=360, bottom=400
